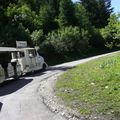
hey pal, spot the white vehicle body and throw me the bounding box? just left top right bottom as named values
left=0, top=47, right=21, bottom=84
left=15, top=48, right=47, bottom=75
left=0, top=65, right=5, bottom=84
left=0, top=47, right=47, bottom=84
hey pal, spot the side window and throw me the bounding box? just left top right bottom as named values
left=11, top=52, right=17, bottom=59
left=19, top=51, right=25, bottom=58
left=28, top=49, right=37, bottom=57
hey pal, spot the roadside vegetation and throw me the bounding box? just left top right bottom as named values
left=56, top=52, right=120, bottom=119
left=0, top=0, right=120, bottom=65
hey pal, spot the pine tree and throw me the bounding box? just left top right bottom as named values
left=80, top=0, right=113, bottom=28
left=38, top=4, right=58, bottom=34
left=57, top=0, right=76, bottom=27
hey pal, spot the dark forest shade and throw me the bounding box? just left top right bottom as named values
left=80, top=0, right=113, bottom=28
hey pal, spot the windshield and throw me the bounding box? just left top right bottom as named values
left=11, top=52, right=18, bottom=59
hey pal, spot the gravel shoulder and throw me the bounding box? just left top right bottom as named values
left=38, top=72, right=81, bottom=120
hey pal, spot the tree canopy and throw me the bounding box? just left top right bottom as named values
left=0, top=0, right=119, bottom=64
left=80, top=0, right=113, bottom=28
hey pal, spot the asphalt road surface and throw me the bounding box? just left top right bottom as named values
left=0, top=51, right=118, bottom=120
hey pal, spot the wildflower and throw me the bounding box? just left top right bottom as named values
left=91, top=82, right=95, bottom=85
left=105, top=86, right=108, bottom=89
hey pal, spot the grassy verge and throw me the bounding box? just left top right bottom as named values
left=55, top=52, right=120, bottom=118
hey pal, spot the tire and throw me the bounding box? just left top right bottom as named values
left=42, top=64, right=46, bottom=71
left=14, top=74, right=19, bottom=81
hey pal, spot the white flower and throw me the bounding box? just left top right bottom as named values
left=91, top=82, right=95, bottom=85
left=105, top=86, right=108, bottom=89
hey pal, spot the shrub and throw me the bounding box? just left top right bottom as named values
left=100, top=14, right=120, bottom=49
left=31, top=30, right=43, bottom=46
left=89, top=27, right=105, bottom=49
left=41, top=26, right=90, bottom=55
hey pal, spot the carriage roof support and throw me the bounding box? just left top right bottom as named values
left=0, top=47, right=17, bottom=53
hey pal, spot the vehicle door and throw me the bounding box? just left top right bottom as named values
left=17, top=51, right=27, bottom=72
left=35, top=52, right=44, bottom=68
left=0, top=65, right=5, bottom=83
left=27, top=49, right=37, bottom=70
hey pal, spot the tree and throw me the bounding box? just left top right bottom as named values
left=6, top=3, right=37, bottom=32
left=0, top=0, right=59, bottom=46
left=0, top=2, right=34, bottom=47
left=101, top=14, right=120, bottom=49
left=38, top=4, right=58, bottom=34
left=74, top=3, right=90, bottom=29
left=89, top=27, right=105, bottom=49
left=0, top=0, right=18, bottom=7
left=38, top=0, right=60, bottom=16
left=57, top=0, right=76, bottom=27
left=41, top=26, right=89, bottom=55
left=80, top=0, right=113, bottom=28
left=31, top=30, right=43, bottom=46
left=0, top=23, right=32, bottom=47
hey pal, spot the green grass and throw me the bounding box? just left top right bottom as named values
left=55, top=52, right=120, bottom=118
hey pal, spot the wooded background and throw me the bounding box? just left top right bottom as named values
left=0, top=0, right=120, bottom=65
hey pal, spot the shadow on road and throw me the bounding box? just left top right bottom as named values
left=0, top=66, right=74, bottom=96
left=23, top=70, right=46, bottom=77
left=0, top=102, right=3, bottom=111
left=23, top=66, right=75, bottom=77
left=0, top=78, right=33, bottom=96
left=47, top=66, right=75, bottom=71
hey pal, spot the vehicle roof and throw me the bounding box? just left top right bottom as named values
left=0, top=47, right=35, bottom=53
left=17, top=47, right=35, bottom=51
left=0, top=47, right=17, bottom=53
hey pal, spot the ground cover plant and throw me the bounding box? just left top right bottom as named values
left=56, top=52, right=120, bottom=119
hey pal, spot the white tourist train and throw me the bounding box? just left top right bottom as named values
left=0, top=41, right=47, bottom=84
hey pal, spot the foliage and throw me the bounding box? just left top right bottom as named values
left=81, top=0, right=113, bottom=28
left=56, top=52, right=120, bottom=118
left=0, top=22, right=31, bottom=47
left=101, top=14, right=120, bottom=49
left=6, top=3, right=37, bottom=31
left=0, top=0, right=115, bottom=64
left=41, top=26, right=89, bottom=55
left=57, top=0, right=76, bottom=27
left=89, top=27, right=105, bottom=49
left=38, top=4, right=58, bottom=34
left=31, top=30, right=43, bottom=46
left=74, top=3, right=90, bottom=29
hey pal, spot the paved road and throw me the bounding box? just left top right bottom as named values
left=0, top=51, right=119, bottom=120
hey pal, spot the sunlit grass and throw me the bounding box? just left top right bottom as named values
left=55, top=52, right=120, bottom=118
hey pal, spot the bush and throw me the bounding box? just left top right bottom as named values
left=100, top=14, right=120, bottom=49
left=31, top=30, right=43, bottom=46
left=41, top=26, right=90, bottom=55
left=89, top=27, right=105, bottom=49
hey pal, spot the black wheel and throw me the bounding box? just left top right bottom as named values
left=14, top=75, right=19, bottom=80
left=42, top=64, right=46, bottom=71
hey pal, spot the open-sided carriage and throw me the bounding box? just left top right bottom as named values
left=0, top=47, right=21, bottom=83
left=0, top=47, right=47, bottom=84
